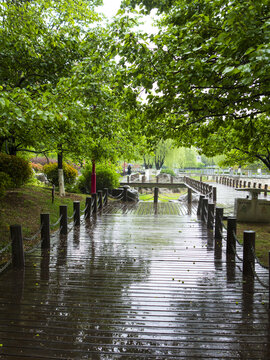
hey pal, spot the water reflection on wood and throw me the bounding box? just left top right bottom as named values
left=0, top=202, right=269, bottom=359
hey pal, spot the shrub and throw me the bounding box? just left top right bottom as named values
left=160, top=168, right=176, bottom=176
left=31, top=162, right=43, bottom=172
left=43, top=162, right=78, bottom=186
left=30, top=157, right=56, bottom=166
left=0, top=171, right=12, bottom=197
left=78, top=162, right=120, bottom=194
left=0, top=153, right=33, bottom=187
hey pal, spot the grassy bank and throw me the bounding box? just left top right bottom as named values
left=236, top=222, right=270, bottom=267
left=0, top=185, right=87, bottom=263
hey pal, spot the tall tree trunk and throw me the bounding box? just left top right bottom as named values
left=58, top=149, right=65, bottom=197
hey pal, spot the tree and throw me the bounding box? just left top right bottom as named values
left=0, top=0, right=146, bottom=194
left=119, top=0, right=270, bottom=169
left=0, top=0, right=103, bottom=155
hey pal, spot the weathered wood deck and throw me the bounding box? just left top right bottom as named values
left=0, top=189, right=269, bottom=359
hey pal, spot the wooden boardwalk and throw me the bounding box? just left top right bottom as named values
left=0, top=195, right=269, bottom=359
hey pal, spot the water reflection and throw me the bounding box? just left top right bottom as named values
left=0, top=204, right=269, bottom=358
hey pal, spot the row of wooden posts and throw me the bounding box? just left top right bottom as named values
left=127, top=175, right=181, bottom=184
left=10, top=189, right=109, bottom=270
left=197, top=194, right=269, bottom=282
left=184, top=176, right=217, bottom=202
left=217, top=176, right=269, bottom=195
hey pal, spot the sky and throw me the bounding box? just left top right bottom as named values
left=97, top=0, right=122, bottom=18
left=97, top=0, right=157, bottom=34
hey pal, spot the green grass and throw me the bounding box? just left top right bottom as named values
left=139, top=191, right=186, bottom=202
left=0, top=185, right=88, bottom=264
left=236, top=222, right=270, bottom=267
left=223, top=220, right=270, bottom=267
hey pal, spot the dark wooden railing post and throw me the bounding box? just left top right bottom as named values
left=215, top=207, right=224, bottom=239
left=264, top=184, right=268, bottom=197
left=227, top=217, right=236, bottom=257
left=92, top=193, right=97, bottom=214
left=243, top=231, right=255, bottom=277
left=202, top=198, right=208, bottom=223
left=127, top=176, right=130, bottom=183
left=154, top=187, right=159, bottom=203
left=187, top=188, right=192, bottom=205
left=73, top=201, right=80, bottom=226
left=10, top=224, right=25, bottom=269
left=98, top=190, right=103, bottom=209
left=103, top=188, right=109, bottom=206
left=197, top=195, right=205, bottom=216
left=207, top=203, right=215, bottom=229
left=85, top=197, right=91, bottom=219
left=60, top=205, right=68, bottom=235
left=213, top=187, right=217, bottom=202
left=40, top=213, right=50, bottom=249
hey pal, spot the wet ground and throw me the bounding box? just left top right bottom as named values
left=0, top=185, right=270, bottom=359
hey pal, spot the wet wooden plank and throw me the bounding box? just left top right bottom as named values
left=0, top=200, right=269, bottom=359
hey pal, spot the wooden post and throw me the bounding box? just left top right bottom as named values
left=127, top=176, right=130, bottom=183
left=187, top=188, right=192, bottom=205
left=103, top=188, right=109, bottom=206
left=248, top=181, right=251, bottom=187
left=73, top=201, right=80, bottom=226
left=98, top=190, right=103, bottom=209
left=52, top=184, right=55, bottom=203
left=92, top=193, right=97, bottom=214
left=10, top=225, right=25, bottom=269
left=243, top=231, right=255, bottom=277
left=227, top=217, right=236, bottom=257
left=40, top=213, right=50, bottom=249
left=253, top=182, right=257, bottom=188
left=85, top=197, right=91, bottom=218
left=258, top=183, right=262, bottom=189
left=60, top=205, right=68, bottom=235
left=215, top=207, right=224, bottom=239
left=202, top=198, right=208, bottom=223
left=154, top=187, right=159, bottom=203
left=264, top=184, right=268, bottom=197
left=209, top=185, right=213, bottom=198
left=197, top=195, right=205, bottom=216
left=243, top=181, right=246, bottom=188
left=213, top=187, right=217, bottom=202
left=207, top=203, right=215, bottom=229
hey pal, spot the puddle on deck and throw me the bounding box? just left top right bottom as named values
left=0, top=202, right=269, bottom=359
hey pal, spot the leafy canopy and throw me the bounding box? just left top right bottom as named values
left=119, top=0, right=270, bottom=168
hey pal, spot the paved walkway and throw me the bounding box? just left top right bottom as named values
left=0, top=186, right=269, bottom=359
